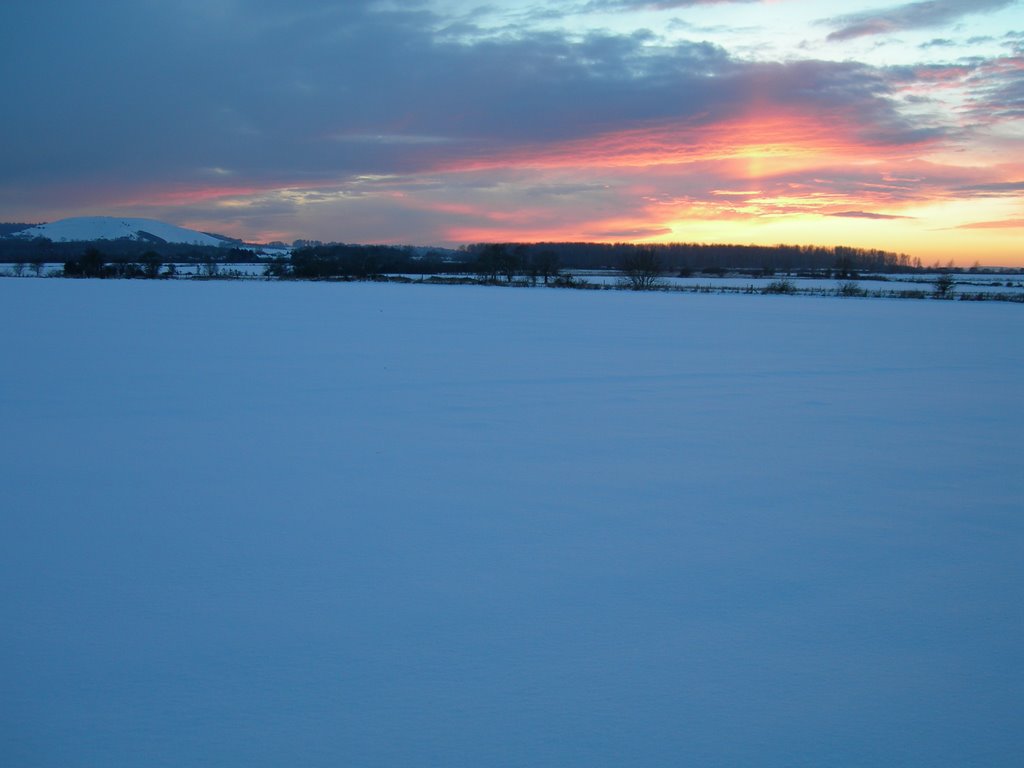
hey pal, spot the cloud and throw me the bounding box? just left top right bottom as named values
left=1, top=4, right=937, bottom=204
left=965, top=56, right=1024, bottom=122
left=583, top=0, right=760, bottom=9
left=957, top=180, right=1024, bottom=193
left=952, top=218, right=1024, bottom=228
left=883, top=47, right=1024, bottom=130
left=587, top=226, right=674, bottom=238
left=830, top=211, right=915, bottom=219
left=824, top=0, right=1020, bottom=42
left=0, top=0, right=1020, bottom=255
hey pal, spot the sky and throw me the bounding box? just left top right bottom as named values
left=1, top=0, right=1022, bottom=264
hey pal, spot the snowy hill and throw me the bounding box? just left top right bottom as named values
left=11, top=217, right=238, bottom=248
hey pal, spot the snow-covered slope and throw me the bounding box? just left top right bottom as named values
left=12, top=216, right=234, bottom=247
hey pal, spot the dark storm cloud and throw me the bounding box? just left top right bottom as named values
left=824, top=0, right=1020, bottom=42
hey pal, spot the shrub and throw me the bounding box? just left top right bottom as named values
left=838, top=281, right=864, bottom=297
left=551, top=273, right=591, bottom=289
left=762, top=279, right=796, bottom=294
left=933, top=273, right=956, bottom=298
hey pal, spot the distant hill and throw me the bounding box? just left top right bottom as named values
left=0, top=223, right=39, bottom=237
left=0, top=216, right=295, bottom=263
left=10, top=217, right=235, bottom=248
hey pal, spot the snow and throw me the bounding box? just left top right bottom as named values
left=567, top=271, right=1024, bottom=295
left=12, top=216, right=236, bottom=248
left=1, top=280, right=1022, bottom=767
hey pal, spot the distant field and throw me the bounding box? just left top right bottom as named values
left=574, top=271, right=1024, bottom=293
left=2, top=280, right=1022, bottom=767
left=7, top=264, right=1024, bottom=300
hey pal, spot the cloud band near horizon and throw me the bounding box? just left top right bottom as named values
left=0, top=0, right=1021, bottom=264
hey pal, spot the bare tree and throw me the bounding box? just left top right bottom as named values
left=619, top=248, right=663, bottom=290
left=202, top=257, right=220, bottom=278
left=532, top=249, right=560, bottom=285
left=473, top=244, right=505, bottom=283
left=497, top=245, right=521, bottom=283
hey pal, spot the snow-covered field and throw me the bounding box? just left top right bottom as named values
left=2, top=280, right=1022, bottom=767
left=6, top=268, right=1024, bottom=299
left=569, top=271, right=1024, bottom=294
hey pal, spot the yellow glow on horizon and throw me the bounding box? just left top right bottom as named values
left=637, top=209, right=1022, bottom=267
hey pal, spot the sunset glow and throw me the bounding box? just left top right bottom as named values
left=2, top=0, right=1021, bottom=264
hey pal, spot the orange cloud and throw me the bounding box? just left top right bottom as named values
left=953, top=218, right=1024, bottom=229
left=433, top=109, right=936, bottom=177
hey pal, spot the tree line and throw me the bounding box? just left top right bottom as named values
left=0, top=236, right=258, bottom=264
left=282, top=240, right=917, bottom=282
left=2, top=232, right=966, bottom=283
left=459, top=241, right=919, bottom=274
left=285, top=244, right=460, bottom=279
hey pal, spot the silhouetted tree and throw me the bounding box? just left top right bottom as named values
left=619, top=248, right=663, bottom=290
left=532, top=249, right=560, bottom=284
left=142, top=251, right=163, bottom=279
left=263, top=258, right=291, bottom=278
left=202, top=257, right=219, bottom=277
left=64, top=248, right=107, bottom=278
left=473, top=244, right=503, bottom=283
left=834, top=256, right=858, bottom=279
left=497, top=245, right=521, bottom=283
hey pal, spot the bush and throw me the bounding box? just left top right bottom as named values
left=762, top=279, right=796, bottom=294
left=933, top=273, right=956, bottom=298
left=838, top=281, right=864, bottom=297
left=263, top=258, right=291, bottom=278
left=64, top=248, right=108, bottom=278
left=551, top=273, right=592, bottom=289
